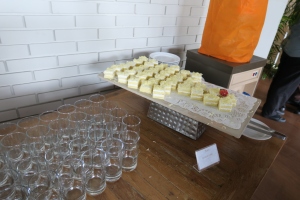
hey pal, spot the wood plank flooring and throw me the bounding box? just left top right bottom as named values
left=251, top=79, right=300, bottom=200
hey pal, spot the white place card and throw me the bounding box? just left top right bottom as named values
left=194, top=143, right=220, bottom=172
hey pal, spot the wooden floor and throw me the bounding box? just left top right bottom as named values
left=251, top=79, right=300, bottom=200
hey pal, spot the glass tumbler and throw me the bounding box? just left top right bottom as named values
left=105, top=121, right=126, bottom=139
left=81, top=149, right=107, bottom=196
left=122, top=115, right=141, bottom=134
left=0, top=169, right=19, bottom=199
left=57, top=104, right=76, bottom=119
left=121, top=130, right=140, bottom=172
left=39, top=110, right=59, bottom=126
left=100, top=100, right=118, bottom=114
left=28, top=170, right=51, bottom=199
left=17, top=116, right=40, bottom=132
left=26, top=125, right=49, bottom=157
left=58, top=158, right=86, bottom=200
left=0, top=122, right=17, bottom=140
left=110, top=108, right=128, bottom=122
left=74, top=99, right=92, bottom=113
left=100, top=138, right=124, bottom=182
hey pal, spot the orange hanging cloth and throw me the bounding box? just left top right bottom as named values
left=198, top=0, right=268, bottom=63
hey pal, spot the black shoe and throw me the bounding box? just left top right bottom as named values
left=262, top=114, right=286, bottom=123
left=276, top=110, right=285, bottom=116
left=279, top=106, right=285, bottom=112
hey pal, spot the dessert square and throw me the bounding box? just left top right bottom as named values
left=203, top=93, right=220, bottom=107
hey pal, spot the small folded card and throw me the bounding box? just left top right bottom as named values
left=194, top=143, right=220, bottom=172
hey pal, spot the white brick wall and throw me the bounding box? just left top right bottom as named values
left=0, top=0, right=209, bottom=122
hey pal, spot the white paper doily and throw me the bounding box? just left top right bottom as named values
left=164, top=82, right=258, bottom=129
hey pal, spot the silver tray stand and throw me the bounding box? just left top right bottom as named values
left=147, top=102, right=206, bottom=140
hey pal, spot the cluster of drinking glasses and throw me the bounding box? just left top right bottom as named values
left=0, top=94, right=141, bottom=199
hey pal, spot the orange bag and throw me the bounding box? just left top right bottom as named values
left=198, top=0, right=268, bottom=63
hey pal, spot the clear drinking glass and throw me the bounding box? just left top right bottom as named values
left=100, top=100, right=118, bottom=114
left=17, top=157, right=39, bottom=187
left=0, top=169, right=19, bottom=199
left=57, top=104, right=76, bottom=119
left=0, top=122, right=17, bottom=140
left=17, top=116, right=40, bottom=132
left=68, top=112, right=87, bottom=129
left=110, top=108, right=128, bottom=122
left=58, top=158, right=86, bottom=200
left=74, top=99, right=92, bottom=113
left=28, top=170, right=51, bottom=199
left=105, top=121, right=126, bottom=139
left=121, top=130, right=140, bottom=172
left=39, top=110, right=59, bottom=126
left=69, top=136, right=89, bottom=157
left=81, top=149, right=107, bottom=196
left=26, top=125, right=49, bottom=156
left=122, top=115, right=141, bottom=134
left=48, top=119, right=70, bottom=147
left=6, top=146, right=30, bottom=170
left=89, top=94, right=105, bottom=109
left=1, top=132, right=27, bottom=151
left=100, top=138, right=124, bottom=182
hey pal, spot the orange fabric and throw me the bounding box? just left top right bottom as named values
left=198, top=0, right=268, bottom=63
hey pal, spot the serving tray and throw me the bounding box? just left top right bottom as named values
left=98, top=72, right=261, bottom=138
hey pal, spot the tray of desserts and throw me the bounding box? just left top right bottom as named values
left=98, top=56, right=261, bottom=138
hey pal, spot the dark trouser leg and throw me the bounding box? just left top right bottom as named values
left=262, top=51, right=300, bottom=117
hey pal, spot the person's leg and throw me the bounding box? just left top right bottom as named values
left=262, top=51, right=300, bottom=121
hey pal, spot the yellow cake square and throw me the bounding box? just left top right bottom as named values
left=218, top=97, right=233, bottom=112
left=152, top=85, right=165, bottom=99
left=117, top=71, right=130, bottom=84
left=177, top=83, right=191, bottom=96
left=127, top=76, right=140, bottom=89
left=190, top=86, right=204, bottom=101
left=103, top=68, right=116, bottom=80
left=139, top=80, right=154, bottom=94
left=203, top=93, right=220, bottom=107
left=160, top=80, right=172, bottom=95
left=209, top=88, right=221, bottom=95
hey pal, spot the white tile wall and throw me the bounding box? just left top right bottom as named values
left=0, top=16, right=24, bottom=28
left=134, top=27, right=163, bottom=37
left=151, top=0, right=179, bottom=4
left=55, top=29, right=98, bottom=41
left=166, top=6, right=191, bottom=16
left=116, top=16, right=148, bottom=27
left=0, top=72, right=33, bottom=86
left=149, top=16, right=176, bottom=26
left=25, top=16, right=75, bottom=28
left=7, top=57, right=57, bottom=72
left=30, top=42, right=77, bottom=56
left=80, top=82, right=114, bottom=95
left=148, top=37, right=173, bottom=47
left=0, top=95, right=36, bottom=111
left=0, top=30, right=54, bottom=44
left=78, top=40, right=115, bottom=52
left=0, top=86, right=13, bottom=99
left=58, top=53, right=98, bottom=66
left=136, top=4, right=165, bottom=15
left=18, top=101, right=62, bottom=118
left=116, top=38, right=147, bottom=49
left=34, top=66, right=78, bottom=81
left=38, top=88, right=79, bottom=103
left=191, top=7, right=208, bottom=17
left=0, top=110, right=18, bottom=122
left=0, top=45, right=29, bottom=60
left=179, top=0, right=203, bottom=6
left=174, top=35, right=196, bottom=45
left=0, top=0, right=209, bottom=121
left=76, top=16, right=115, bottom=27
left=62, top=74, right=101, bottom=88
left=0, top=1, right=51, bottom=13
left=163, top=26, right=188, bottom=36
left=0, top=62, right=6, bottom=73
left=98, top=2, right=135, bottom=14
left=52, top=2, right=98, bottom=14
left=79, top=62, right=114, bottom=74
left=13, top=80, right=61, bottom=96
left=177, top=17, right=200, bottom=26
left=100, top=50, right=132, bottom=62
left=99, top=28, right=133, bottom=40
